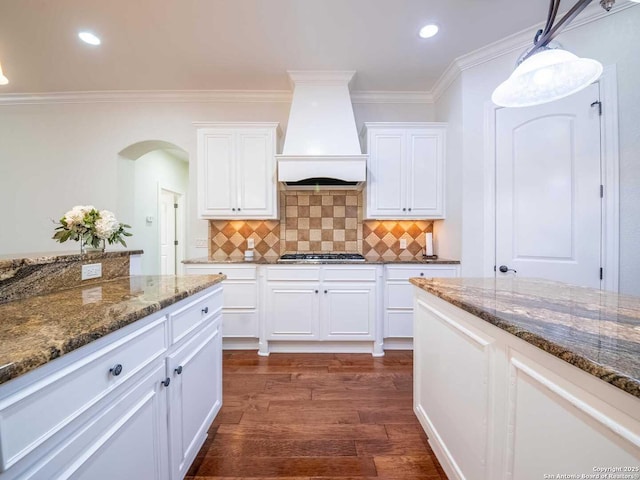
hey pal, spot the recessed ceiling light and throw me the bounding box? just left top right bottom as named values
left=419, top=24, right=439, bottom=39
left=78, top=31, right=101, bottom=46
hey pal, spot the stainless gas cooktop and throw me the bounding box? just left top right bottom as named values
left=277, top=253, right=366, bottom=263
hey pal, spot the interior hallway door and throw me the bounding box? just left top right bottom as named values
left=160, top=189, right=177, bottom=275
left=495, top=83, right=602, bottom=288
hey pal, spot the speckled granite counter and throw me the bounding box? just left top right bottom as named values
left=183, top=256, right=460, bottom=265
left=0, top=274, right=224, bottom=385
left=410, top=277, right=640, bottom=398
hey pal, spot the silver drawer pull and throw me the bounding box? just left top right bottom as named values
left=109, top=364, right=123, bottom=377
left=202, top=306, right=209, bottom=314
left=175, top=365, right=183, bottom=375
left=161, top=377, right=171, bottom=387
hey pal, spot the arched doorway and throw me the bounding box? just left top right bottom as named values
left=117, top=140, right=189, bottom=275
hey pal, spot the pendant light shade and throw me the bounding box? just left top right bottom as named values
left=491, top=48, right=602, bottom=107
left=0, top=62, right=8, bottom=85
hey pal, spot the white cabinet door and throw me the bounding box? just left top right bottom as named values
left=61, top=364, right=169, bottom=480
left=321, top=283, right=376, bottom=340
left=406, top=129, right=445, bottom=218
left=364, top=123, right=446, bottom=220
left=167, top=319, right=222, bottom=480
left=197, top=123, right=279, bottom=220
left=236, top=130, right=276, bottom=217
left=266, top=283, right=320, bottom=340
left=367, top=129, right=405, bottom=217
left=198, top=130, right=236, bottom=217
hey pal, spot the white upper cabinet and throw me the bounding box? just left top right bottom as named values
left=196, top=123, right=279, bottom=219
left=363, top=123, right=446, bottom=219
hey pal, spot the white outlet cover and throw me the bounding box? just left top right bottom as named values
left=82, top=263, right=102, bottom=280
left=400, top=239, right=407, bottom=249
left=247, top=238, right=255, bottom=248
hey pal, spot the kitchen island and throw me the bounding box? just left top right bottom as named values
left=0, top=250, right=225, bottom=480
left=411, top=277, right=640, bottom=480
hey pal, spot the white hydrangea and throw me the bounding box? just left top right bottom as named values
left=95, top=210, right=120, bottom=239
left=64, top=205, right=93, bottom=227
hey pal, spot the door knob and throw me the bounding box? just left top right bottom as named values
left=498, top=265, right=517, bottom=274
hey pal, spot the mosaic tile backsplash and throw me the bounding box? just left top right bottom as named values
left=208, top=191, right=433, bottom=261
left=282, top=191, right=362, bottom=253
left=209, top=220, right=280, bottom=261
left=362, top=220, right=433, bottom=261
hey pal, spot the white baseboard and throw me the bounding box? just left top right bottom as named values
left=383, top=338, right=414, bottom=350
left=223, top=338, right=259, bottom=350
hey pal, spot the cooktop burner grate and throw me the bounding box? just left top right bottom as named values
left=277, top=253, right=366, bottom=263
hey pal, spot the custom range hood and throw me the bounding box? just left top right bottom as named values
left=277, top=71, right=367, bottom=189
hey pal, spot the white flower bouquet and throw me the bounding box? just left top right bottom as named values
left=53, top=205, right=132, bottom=250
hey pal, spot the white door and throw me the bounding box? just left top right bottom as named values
left=367, top=130, right=405, bottom=217
left=496, top=84, right=602, bottom=288
left=406, top=129, right=444, bottom=217
left=199, top=131, right=236, bottom=216
left=167, top=320, right=222, bottom=480
left=266, top=283, right=320, bottom=340
left=160, top=189, right=177, bottom=275
left=321, top=284, right=375, bottom=340
left=236, top=130, right=273, bottom=216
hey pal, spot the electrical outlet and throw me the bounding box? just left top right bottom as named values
left=81, top=263, right=102, bottom=280
left=195, top=238, right=208, bottom=248
left=247, top=238, right=255, bottom=249
left=399, top=239, right=407, bottom=249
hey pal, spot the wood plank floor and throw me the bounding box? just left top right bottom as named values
left=186, top=351, right=448, bottom=480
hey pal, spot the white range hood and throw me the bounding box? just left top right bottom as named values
left=277, top=71, right=367, bottom=189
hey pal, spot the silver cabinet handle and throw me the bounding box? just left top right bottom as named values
left=175, top=366, right=183, bottom=375
left=110, top=364, right=123, bottom=376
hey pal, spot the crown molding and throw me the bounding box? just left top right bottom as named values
left=351, top=91, right=433, bottom=104
left=431, top=0, right=638, bottom=101
left=0, top=90, right=293, bottom=105
left=430, top=62, right=462, bottom=103
left=0, top=88, right=433, bottom=105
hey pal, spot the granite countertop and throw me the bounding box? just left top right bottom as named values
left=0, top=274, right=224, bottom=386
left=0, top=250, right=144, bottom=269
left=183, top=256, right=460, bottom=265
left=410, top=277, right=640, bottom=398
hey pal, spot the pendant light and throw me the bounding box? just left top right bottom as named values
left=492, top=0, right=619, bottom=108
left=0, top=62, right=8, bottom=85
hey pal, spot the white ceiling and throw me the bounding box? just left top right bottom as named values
left=0, top=0, right=552, bottom=94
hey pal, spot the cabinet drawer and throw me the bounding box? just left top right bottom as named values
left=222, top=312, right=259, bottom=337
left=387, top=283, right=415, bottom=309
left=223, top=283, right=257, bottom=309
left=266, top=266, right=321, bottom=281
left=170, top=289, right=223, bottom=344
left=386, top=311, right=413, bottom=338
left=0, top=317, right=167, bottom=472
left=185, top=264, right=256, bottom=280
left=385, top=265, right=459, bottom=281
left=323, top=266, right=377, bottom=282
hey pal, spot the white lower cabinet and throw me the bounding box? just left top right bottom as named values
left=264, top=266, right=380, bottom=352
left=0, top=284, right=223, bottom=480
left=385, top=264, right=460, bottom=338
left=185, top=264, right=259, bottom=338
left=167, top=319, right=222, bottom=480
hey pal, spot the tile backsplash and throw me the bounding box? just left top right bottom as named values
left=209, top=220, right=280, bottom=261
left=282, top=191, right=362, bottom=253
left=208, top=191, right=433, bottom=261
left=362, top=220, right=433, bottom=261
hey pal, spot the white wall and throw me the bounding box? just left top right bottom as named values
left=434, top=5, right=640, bottom=295
left=433, top=75, right=463, bottom=261
left=0, top=100, right=432, bottom=259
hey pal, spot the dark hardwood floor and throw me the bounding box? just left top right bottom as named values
left=186, top=350, right=448, bottom=480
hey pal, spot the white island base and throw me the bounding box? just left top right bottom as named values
left=413, top=288, right=640, bottom=480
